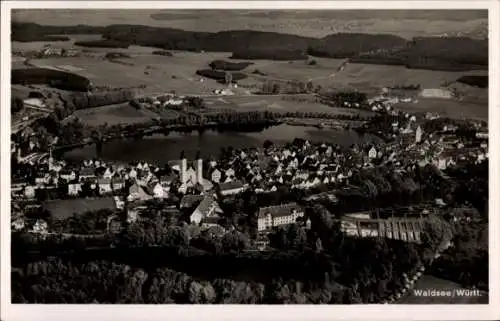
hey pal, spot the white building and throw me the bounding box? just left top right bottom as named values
left=257, top=203, right=304, bottom=232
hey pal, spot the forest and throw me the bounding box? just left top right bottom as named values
left=11, top=22, right=488, bottom=70
left=456, top=75, right=488, bottom=88
left=230, top=49, right=308, bottom=61
left=209, top=60, right=253, bottom=71
left=195, top=69, right=247, bottom=81
left=11, top=205, right=427, bottom=304
left=74, top=40, right=130, bottom=48
left=11, top=22, right=105, bottom=42
left=11, top=68, right=91, bottom=92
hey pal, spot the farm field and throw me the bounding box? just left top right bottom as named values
left=203, top=95, right=375, bottom=117
left=70, top=103, right=160, bottom=127
left=29, top=51, right=233, bottom=96
left=395, top=98, right=488, bottom=121
left=322, top=62, right=489, bottom=93
left=42, top=197, right=116, bottom=220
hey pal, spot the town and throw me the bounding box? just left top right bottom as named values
left=8, top=9, right=490, bottom=306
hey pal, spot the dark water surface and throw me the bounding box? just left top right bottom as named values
left=63, top=124, right=381, bottom=163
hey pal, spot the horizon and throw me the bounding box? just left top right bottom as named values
left=11, top=9, right=488, bottom=39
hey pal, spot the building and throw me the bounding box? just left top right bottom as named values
left=368, top=146, right=377, bottom=159
left=174, top=154, right=211, bottom=193
left=209, top=168, right=222, bottom=183
left=180, top=194, right=205, bottom=209
left=218, top=180, right=246, bottom=196
left=127, top=184, right=152, bottom=202
left=31, top=219, right=48, bottom=234
left=68, top=182, right=82, bottom=196
left=98, top=178, right=113, bottom=194
left=190, top=195, right=222, bottom=224
left=24, top=186, right=36, bottom=199
left=148, top=182, right=166, bottom=198
left=111, top=177, right=125, bottom=191
left=257, top=203, right=304, bottom=232
left=79, top=168, right=96, bottom=182
left=415, top=126, right=423, bottom=143
left=60, top=170, right=77, bottom=182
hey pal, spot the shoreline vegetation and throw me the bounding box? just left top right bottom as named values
left=12, top=22, right=487, bottom=72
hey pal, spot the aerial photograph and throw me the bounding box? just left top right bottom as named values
left=9, top=9, right=489, bottom=304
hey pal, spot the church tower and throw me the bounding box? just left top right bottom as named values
left=180, top=150, right=187, bottom=185
left=195, top=151, right=203, bottom=184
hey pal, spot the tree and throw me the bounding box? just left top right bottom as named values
left=12, top=96, right=24, bottom=113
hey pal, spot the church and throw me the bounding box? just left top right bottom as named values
left=175, top=151, right=213, bottom=194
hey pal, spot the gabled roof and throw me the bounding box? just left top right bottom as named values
left=80, top=167, right=96, bottom=176
left=257, top=202, right=302, bottom=219
left=180, top=194, right=204, bottom=208
left=193, top=196, right=219, bottom=217
left=219, top=180, right=245, bottom=191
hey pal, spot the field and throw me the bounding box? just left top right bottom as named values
left=70, top=103, right=160, bottom=126
left=29, top=51, right=235, bottom=96
left=395, top=98, right=488, bottom=121
left=323, top=63, right=488, bottom=93
left=42, top=197, right=116, bottom=220
left=203, top=95, right=375, bottom=117
left=22, top=44, right=488, bottom=123
left=13, top=10, right=487, bottom=39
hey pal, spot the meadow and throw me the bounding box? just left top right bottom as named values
left=70, top=103, right=159, bottom=127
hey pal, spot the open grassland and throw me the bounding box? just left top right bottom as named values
left=322, top=63, right=488, bottom=93
left=42, top=197, right=115, bottom=220
left=25, top=50, right=487, bottom=123
left=203, top=95, right=375, bottom=117
left=29, top=51, right=233, bottom=96
left=395, top=98, right=488, bottom=122
left=70, top=103, right=159, bottom=127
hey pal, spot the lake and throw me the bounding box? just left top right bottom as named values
left=63, top=124, right=381, bottom=163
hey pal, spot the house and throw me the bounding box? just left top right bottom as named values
left=68, top=182, right=82, bottom=196
left=35, top=173, right=50, bottom=186
left=209, top=168, right=222, bottom=183
left=31, top=219, right=48, bottom=234
left=129, top=168, right=138, bottom=179
left=190, top=196, right=222, bottom=224
left=12, top=218, right=25, bottom=231
left=149, top=182, right=166, bottom=198
left=200, top=216, right=222, bottom=230
left=103, top=168, right=114, bottom=179
left=127, top=184, right=152, bottom=202
left=60, top=169, right=77, bottom=182
left=368, top=146, right=377, bottom=159
left=224, top=168, right=235, bottom=179
left=98, top=178, right=113, bottom=194
left=218, top=180, right=246, bottom=196
left=11, top=178, right=28, bottom=193
left=257, top=203, right=304, bottom=232
left=159, top=174, right=176, bottom=191
left=24, top=186, right=36, bottom=199
left=79, top=168, right=96, bottom=182
left=180, top=194, right=205, bottom=209
left=111, top=177, right=125, bottom=191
